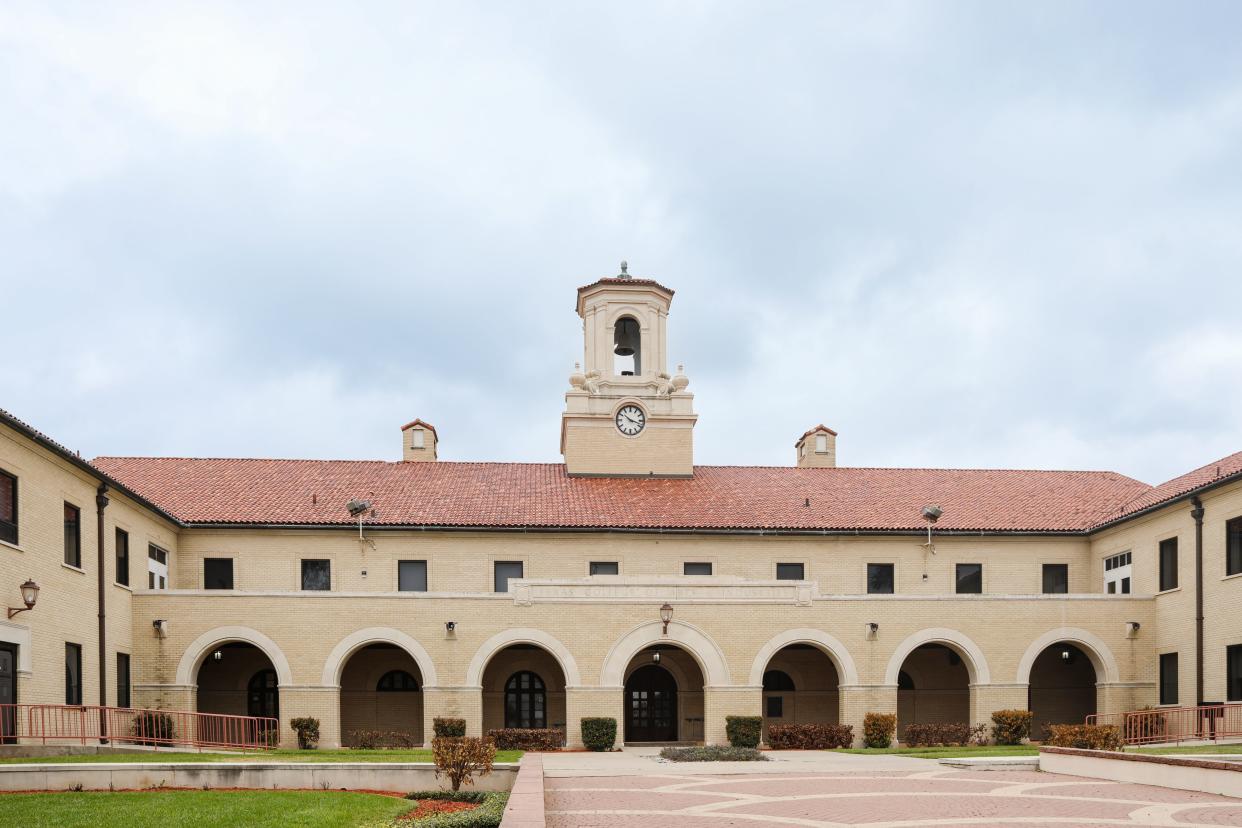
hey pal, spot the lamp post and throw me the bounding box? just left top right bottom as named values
left=659, top=603, right=673, bottom=635
left=7, top=579, right=39, bottom=619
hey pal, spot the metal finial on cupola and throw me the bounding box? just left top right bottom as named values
left=618, top=260, right=630, bottom=279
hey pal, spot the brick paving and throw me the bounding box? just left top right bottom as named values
left=544, top=768, right=1242, bottom=826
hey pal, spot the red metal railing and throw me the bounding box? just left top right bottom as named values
left=0, top=704, right=279, bottom=752
left=1087, top=703, right=1242, bottom=745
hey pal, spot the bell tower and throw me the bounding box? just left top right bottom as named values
left=561, top=263, right=696, bottom=477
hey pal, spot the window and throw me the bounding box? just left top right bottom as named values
left=398, top=560, right=427, bottom=592
left=376, top=670, right=420, bottom=692
left=1104, top=551, right=1131, bottom=594
left=116, top=653, right=131, bottom=708
left=0, top=469, right=16, bottom=544
left=204, top=558, right=234, bottom=590
left=64, top=502, right=81, bottom=568
left=955, top=563, right=983, bottom=594
left=115, top=529, right=129, bottom=586
left=247, top=670, right=279, bottom=719
left=589, top=561, right=619, bottom=576
left=148, top=545, right=168, bottom=590
left=504, top=671, right=546, bottom=729
left=301, top=559, right=331, bottom=591
left=763, top=670, right=795, bottom=691
left=776, top=563, right=805, bottom=581
left=494, top=561, right=523, bottom=593
left=1227, top=517, right=1242, bottom=577
left=1159, top=537, right=1179, bottom=591
left=867, top=563, right=894, bottom=594
left=815, top=433, right=828, bottom=453
left=1159, top=652, right=1179, bottom=705
left=65, top=643, right=82, bottom=706
left=683, top=562, right=712, bottom=576
left=1229, top=644, right=1242, bottom=702
left=411, top=428, right=425, bottom=449
left=1042, top=563, right=1069, bottom=594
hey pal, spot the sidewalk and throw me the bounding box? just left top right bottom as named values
left=540, top=746, right=928, bottom=777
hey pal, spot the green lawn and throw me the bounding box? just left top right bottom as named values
left=0, top=748, right=523, bottom=764
left=1129, top=744, right=1242, bottom=755
left=836, top=744, right=1038, bottom=759
left=0, top=790, right=414, bottom=827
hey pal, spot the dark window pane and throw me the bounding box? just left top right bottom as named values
left=776, top=563, right=804, bottom=581
left=683, top=562, right=712, bottom=576
left=956, top=563, right=983, bottom=594
left=398, top=560, right=427, bottom=591
left=0, top=470, right=16, bottom=545
left=589, top=561, right=619, bottom=576
left=1042, top=564, right=1068, bottom=594
left=65, top=643, right=82, bottom=706
left=766, top=696, right=783, bottom=718
left=494, top=561, right=523, bottom=593
left=376, top=670, right=419, bottom=692
left=1229, top=645, right=1242, bottom=702
left=301, top=559, right=331, bottom=591
left=148, top=546, right=167, bottom=564
left=63, top=503, right=80, bottom=568
left=867, top=563, right=894, bottom=594
left=115, top=529, right=129, bottom=586
left=504, top=671, right=546, bottom=729
left=204, top=558, right=234, bottom=590
left=1159, top=652, right=1179, bottom=705
left=1227, top=518, right=1242, bottom=577
left=762, top=670, right=795, bottom=691
left=116, top=653, right=131, bottom=708
left=1159, top=537, right=1179, bottom=591
left=1107, top=581, right=1116, bottom=594
left=1121, top=577, right=1130, bottom=594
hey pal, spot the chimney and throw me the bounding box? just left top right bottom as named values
left=795, top=424, right=837, bottom=468
left=400, top=419, right=438, bottom=462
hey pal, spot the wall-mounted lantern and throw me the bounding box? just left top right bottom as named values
left=652, top=651, right=661, bottom=664
left=7, top=578, right=39, bottom=619
left=213, top=650, right=223, bottom=662
left=659, top=603, right=673, bottom=635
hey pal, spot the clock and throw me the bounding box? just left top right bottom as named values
left=615, top=404, right=646, bottom=436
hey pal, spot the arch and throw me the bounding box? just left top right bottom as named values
left=748, top=628, right=860, bottom=686
left=465, top=628, right=581, bottom=688
left=884, top=628, right=991, bottom=686
left=1015, top=627, right=1120, bottom=685
left=322, top=627, right=438, bottom=688
left=176, top=626, right=293, bottom=686
left=600, top=620, right=731, bottom=687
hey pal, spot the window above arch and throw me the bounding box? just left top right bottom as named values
left=376, top=670, right=420, bottom=692
left=763, top=670, right=795, bottom=691
left=613, top=315, right=641, bottom=376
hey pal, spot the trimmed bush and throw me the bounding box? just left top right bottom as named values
left=901, top=722, right=987, bottom=747
left=290, top=717, right=320, bottom=750
left=581, top=717, right=617, bottom=752
left=130, top=711, right=175, bottom=746
left=725, top=715, right=762, bottom=748
left=408, top=790, right=489, bottom=803
left=1043, top=723, right=1124, bottom=751
left=991, top=709, right=1033, bottom=745
left=766, top=722, right=854, bottom=749
left=404, top=790, right=508, bottom=827
left=434, top=717, right=467, bottom=738
left=863, top=712, right=896, bottom=748
left=486, top=728, right=563, bottom=751
left=659, top=746, right=768, bottom=762
left=433, top=736, right=497, bottom=791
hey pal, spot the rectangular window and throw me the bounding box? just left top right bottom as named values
left=114, top=529, right=129, bottom=586
left=204, top=557, right=234, bottom=590
left=956, top=563, right=983, bottom=594
left=1159, top=652, right=1179, bottom=705
left=867, top=563, right=894, bottom=594
left=1042, top=563, right=1069, bottom=594
left=1103, top=551, right=1131, bottom=595
left=683, top=562, right=713, bottom=576
left=766, top=696, right=783, bottom=718
left=589, top=561, right=619, bottom=576
left=0, top=469, right=16, bottom=545
left=1229, top=644, right=1242, bottom=702
left=301, top=559, right=331, bottom=591
left=65, top=643, right=82, bottom=706
left=1227, top=517, right=1242, bottom=577
left=398, top=560, right=428, bottom=592
left=776, top=563, right=805, bottom=581
left=494, top=560, right=523, bottom=593
left=64, top=502, right=81, bottom=568
left=1159, top=537, right=1179, bottom=591
left=116, top=653, right=131, bottom=709
left=148, top=545, right=168, bottom=591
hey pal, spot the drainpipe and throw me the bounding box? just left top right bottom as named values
left=96, top=484, right=110, bottom=742
left=1190, top=495, right=1204, bottom=707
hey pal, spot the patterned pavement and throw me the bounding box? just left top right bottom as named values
left=544, top=767, right=1242, bottom=827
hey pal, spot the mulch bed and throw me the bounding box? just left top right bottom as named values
left=0, top=787, right=409, bottom=797
left=397, top=799, right=478, bottom=821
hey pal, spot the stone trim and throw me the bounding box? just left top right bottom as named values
left=599, top=619, right=731, bottom=686
left=747, top=628, right=860, bottom=686
left=511, top=576, right=814, bottom=606
left=465, top=628, right=582, bottom=687
left=884, top=627, right=991, bottom=685
left=0, top=619, right=32, bottom=673
left=1015, top=627, right=1121, bottom=684
left=320, top=626, right=439, bottom=688
left=174, top=626, right=293, bottom=686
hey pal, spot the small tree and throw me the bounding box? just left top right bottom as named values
left=863, top=713, right=896, bottom=748
left=433, top=736, right=497, bottom=792
left=990, top=710, right=1033, bottom=746
left=290, top=717, right=320, bottom=750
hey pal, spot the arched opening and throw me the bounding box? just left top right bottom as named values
left=196, top=642, right=280, bottom=742
left=339, top=643, right=424, bottom=747
left=759, top=644, right=840, bottom=742
left=1028, top=643, right=1097, bottom=737
left=613, top=315, right=641, bottom=376
left=622, top=645, right=705, bottom=744
left=481, top=645, right=566, bottom=737
left=896, top=644, right=970, bottom=733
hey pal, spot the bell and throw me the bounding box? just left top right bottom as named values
left=613, top=317, right=639, bottom=357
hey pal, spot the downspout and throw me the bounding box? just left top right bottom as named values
left=96, top=484, right=110, bottom=742
left=1190, top=495, right=1204, bottom=707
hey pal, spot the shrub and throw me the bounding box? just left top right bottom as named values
left=1043, top=723, right=1124, bottom=751
left=388, top=730, right=421, bottom=749
left=581, top=717, right=617, bottom=752
left=130, top=711, right=175, bottom=746
left=348, top=729, right=385, bottom=750
left=408, top=790, right=488, bottom=803
left=901, top=722, right=987, bottom=747
left=863, top=712, right=896, bottom=748
left=991, top=709, right=1033, bottom=745
left=766, top=722, right=854, bottom=749
left=290, top=717, right=320, bottom=750
left=404, top=790, right=509, bottom=827
left=659, top=746, right=768, bottom=762
left=433, top=736, right=497, bottom=791
left=725, top=715, right=762, bottom=748
left=486, top=728, right=563, bottom=751
left=1128, top=707, right=1167, bottom=743
left=434, top=717, right=467, bottom=738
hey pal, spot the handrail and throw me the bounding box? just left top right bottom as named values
left=0, top=704, right=278, bottom=751
left=1087, top=702, right=1242, bottom=745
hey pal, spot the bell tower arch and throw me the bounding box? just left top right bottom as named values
left=561, top=264, right=696, bottom=477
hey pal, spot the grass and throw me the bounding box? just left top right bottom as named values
left=0, top=748, right=523, bottom=765
left=1129, top=744, right=1242, bottom=755
left=836, top=744, right=1038, bottom=759
left=0, top=789, right=414, bottom=827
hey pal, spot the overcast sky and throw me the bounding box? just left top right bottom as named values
left=3, top=2, right=1241, bottom=485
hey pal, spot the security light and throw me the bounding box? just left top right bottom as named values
left=445, top=621, right=456, bottom=634
left=921, top=505, right=943, bottom=522
left=660, top=603, right=674, bottom=634
left=867, top=622, right=879, bottom=638
left=346, top=499, right=373, bottom=517
left=652, top=651, right=661, bottom=664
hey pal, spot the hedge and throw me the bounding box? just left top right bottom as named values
left=659, top=746, right=767, bottom=762
left=403, top=790, right=508, bottom=827
left=1042, top=723, right=1123, bottom=751
left=863, top=712, right=896, bottom=748
left=486, top=728, right=564, bottom=751
left=766, top=723, right=854, bottom=749
left=990, top=709, right=1033, bottom=745
left=290, top=717, right=320, bottom=750
left=901, top=722, right=987, bottom=747
left=434, top=718, right=467, bottom=738
left=725, top=715, right=762, bottom=748
left=581, top=717, right=617, bottom=752
left=347, top=730, right=420, bottom=749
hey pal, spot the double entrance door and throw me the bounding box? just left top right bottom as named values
left=0, top=644, right=15, bottom=743
left=624, top=664, right=677, bottom=742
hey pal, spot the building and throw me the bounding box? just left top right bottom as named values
left=2, top=270, right=1241, bottom=749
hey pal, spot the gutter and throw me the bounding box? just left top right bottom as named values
left=1191, top=495, right=1205, bottom=706
left=180, top=522, right=1082, bottom=537
left=95, top=483, right=110, bottom=742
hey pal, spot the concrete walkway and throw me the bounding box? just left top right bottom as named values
left=541, top=747, right=929, bottom=777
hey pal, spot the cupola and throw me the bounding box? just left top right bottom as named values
left=795, top=424, right=837, bottom=468
left=401, top=419, right=438, bottom=462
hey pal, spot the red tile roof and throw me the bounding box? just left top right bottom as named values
left=1097, top=449, right=1242, bottom=526
left=399, top=419, right=437, bottom=437
left=89, top=456, right=1163, bottom=533
left=796, top=424, right=838, bottom=444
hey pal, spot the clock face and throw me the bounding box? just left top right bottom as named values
left=615, top=404, right=646, bottom=436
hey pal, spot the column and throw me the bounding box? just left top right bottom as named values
left=422, top=687, right=483, bottom=747
left=703, top=686, right=761, bottom=745
left=840, top=684, right=895, bottom=747
left=564, top=687, right=624, bottom=749
left=277, top=686, right=337, bottom=750
left=969, top=684, right=1029, bottom=733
